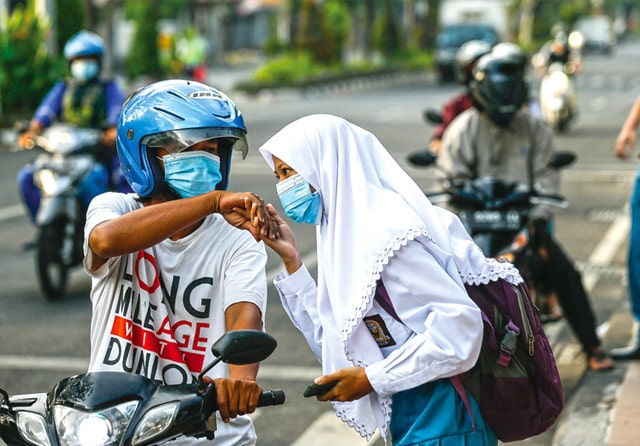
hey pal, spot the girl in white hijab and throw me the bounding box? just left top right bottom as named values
left=257, top=114, right=522, bottom=445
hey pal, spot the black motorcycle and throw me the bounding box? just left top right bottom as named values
left=0, top=330, right=285, bottom=445
left=421, top=151, right=576, bottom=317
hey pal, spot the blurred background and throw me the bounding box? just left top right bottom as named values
left=0, top=0, right=638, bottom=126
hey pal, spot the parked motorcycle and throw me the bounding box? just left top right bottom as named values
left=538, top=61, right=578, bottom=133
left=18, top=123, right=110, bottom=300
left=0, top=329, right=285, bottom=445
left=421, top=151, right=576, bottom=313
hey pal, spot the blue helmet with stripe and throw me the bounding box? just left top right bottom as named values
left=116, top=80, right=248, bottom=198
left=63, top=30, right=104, bottom=61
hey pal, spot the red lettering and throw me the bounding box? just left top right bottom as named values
left=157, top=316, right=173, bottom=337
left=193, top=323, right=209, bottom=352
left=135, top=251, right=160, bottom=293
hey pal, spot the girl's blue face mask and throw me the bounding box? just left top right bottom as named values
left=276, top=174, right=322, bottom=224
left=162, top=151, right=222, bottom=198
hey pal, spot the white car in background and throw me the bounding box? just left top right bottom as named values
left=573, top=15, right=617, bottom=54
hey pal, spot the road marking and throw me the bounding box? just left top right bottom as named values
left=0, top=204, right=24, bottom=222
left=291, top=412, right=381, bottom=446
left=582, top=205, right=630, bottom=292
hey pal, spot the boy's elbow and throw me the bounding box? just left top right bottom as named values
left=88, top=224, right=116, bottom=259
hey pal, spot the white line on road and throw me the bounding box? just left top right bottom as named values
left=0, top=204, right=24, bottom=222
left=291, top=412, right=381, bottom=446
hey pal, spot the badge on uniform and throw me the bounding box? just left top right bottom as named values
left=363, top=314, right=396, bottom=348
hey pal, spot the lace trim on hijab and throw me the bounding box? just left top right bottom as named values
left=337, top=225, right=431, bottom=443
left=339, top=225, right=523, bottom=348
left=459, top=257, right=524, bottom=286
left=334, top=404, right=381, bottom=442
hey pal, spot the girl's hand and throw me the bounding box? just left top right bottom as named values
left=214, top=192, right=279, bottom=241
left=258, top=204, right=302, bottom=274
left=312, top=367, right=374, bottom=402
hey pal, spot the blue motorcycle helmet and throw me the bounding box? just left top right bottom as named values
left=116, top=80, right=249, bottom=198
left=63, top=30, right=104, bottom=61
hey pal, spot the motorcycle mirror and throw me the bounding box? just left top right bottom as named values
left=211, top=329, right=277, bottom=365
left=197, top=330, right=277, bottom=389
left=424, top=109, right=443, bottom=125
left=547, top=151, right=576, bottom=169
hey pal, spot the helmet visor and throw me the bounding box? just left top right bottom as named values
left=142, top=128, right=248, bottom=158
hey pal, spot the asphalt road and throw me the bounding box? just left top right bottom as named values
left=1, top=39, right=640, bottom=445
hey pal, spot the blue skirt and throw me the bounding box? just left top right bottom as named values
left=390, top=379, right=497, bottom=446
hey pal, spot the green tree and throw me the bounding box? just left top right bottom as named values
left=371, top=0, right=402, bottom=58
left=124, top=0, right=162, bottom=79
left=0, top=2, right=66, bottom=124
left=55, top=0, right=87, bottom=53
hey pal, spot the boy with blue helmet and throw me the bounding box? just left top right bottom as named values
left=84, top=79, right=278, bottom=445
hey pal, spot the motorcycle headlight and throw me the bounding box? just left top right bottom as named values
left=34, top=169, right=60, bottom=195
left=16, top=411, right=52, bottom=446
left=131, top=401, right=180, bottom=445
left=53, top=400, right=138, bottom=446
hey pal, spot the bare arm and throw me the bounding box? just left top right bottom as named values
left=206, top=301, right=264, bottom=423
left=88, top=191, right=276, bottom=272
left=615, top=96, right=640, bottom=159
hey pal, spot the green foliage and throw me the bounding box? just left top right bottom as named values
left=252, top=51, right=321, bottom=86
left=371, top=1, right=401, bottom=58
left=0, top=3, right=66, bottom=124
left=295, top=0, right=350, bottom=65
left=124, top=0, right=162, bottom=80
left=391, top=49, right=433, bottom=70
left=55, top=0, right=87, bottom=53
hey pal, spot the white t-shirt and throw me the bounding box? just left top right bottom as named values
left=83, top=192, right=268, bottom=445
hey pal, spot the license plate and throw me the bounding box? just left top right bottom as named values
left=461, top=210, right=522, bottom=231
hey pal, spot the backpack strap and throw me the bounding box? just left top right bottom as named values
left=498, top=319, right=520, bottom=367
left=374, top=280, right=477, bottom=432
left=374, top=281, right=402, bottom=322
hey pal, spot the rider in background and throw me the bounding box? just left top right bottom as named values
left=17, top=29, right=129, bottom=223
left=407, top=40, right=491, bottom=166
left=533, top=24, right=583, bottom=77
left=437, top=47, right=614, bottom=371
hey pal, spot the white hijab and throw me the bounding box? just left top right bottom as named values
left=259, top=114, right=521, bottom=439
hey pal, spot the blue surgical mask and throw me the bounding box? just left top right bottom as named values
left=276, top=174, right=322, bottom=224
left=162, top=151, right=222, bottom=198
left=70, top=59, right=99, bottom=82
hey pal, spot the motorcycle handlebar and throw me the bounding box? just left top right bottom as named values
left=257, top=389, right=286, bottom=406
left=530, top=194, right=569, bottom=209
left=201, top=388, right=286, bottom=420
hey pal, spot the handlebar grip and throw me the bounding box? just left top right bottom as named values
left=257, top=389, right=285, bottom=407
left=202, top=387, right=285, bottom=419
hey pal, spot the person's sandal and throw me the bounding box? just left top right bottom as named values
left=587, top=350, right=615, bottom=371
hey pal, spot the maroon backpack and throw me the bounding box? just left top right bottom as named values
left=375, top=277, right=564, bottom=442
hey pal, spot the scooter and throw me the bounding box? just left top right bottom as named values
left=0, top=329, right=285, bottom=445
left=18, top=123, right=110, bottom=300
left=538, top=61, right=578, bottom=133
left=421, top=151, right=576, bottom=316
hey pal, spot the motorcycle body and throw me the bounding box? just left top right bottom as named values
left=425, top=152, right=576, bottom=301
left=0, top=330, right=285, bottom=446
left=539, top=62, right=578, bottom=133
left=21, top=123, right=109, bottom=300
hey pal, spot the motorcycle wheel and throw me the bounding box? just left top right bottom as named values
left=36, top=219, right=69, bottom=300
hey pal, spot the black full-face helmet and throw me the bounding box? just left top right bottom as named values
left=469, top=50, right=528, bottom=127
